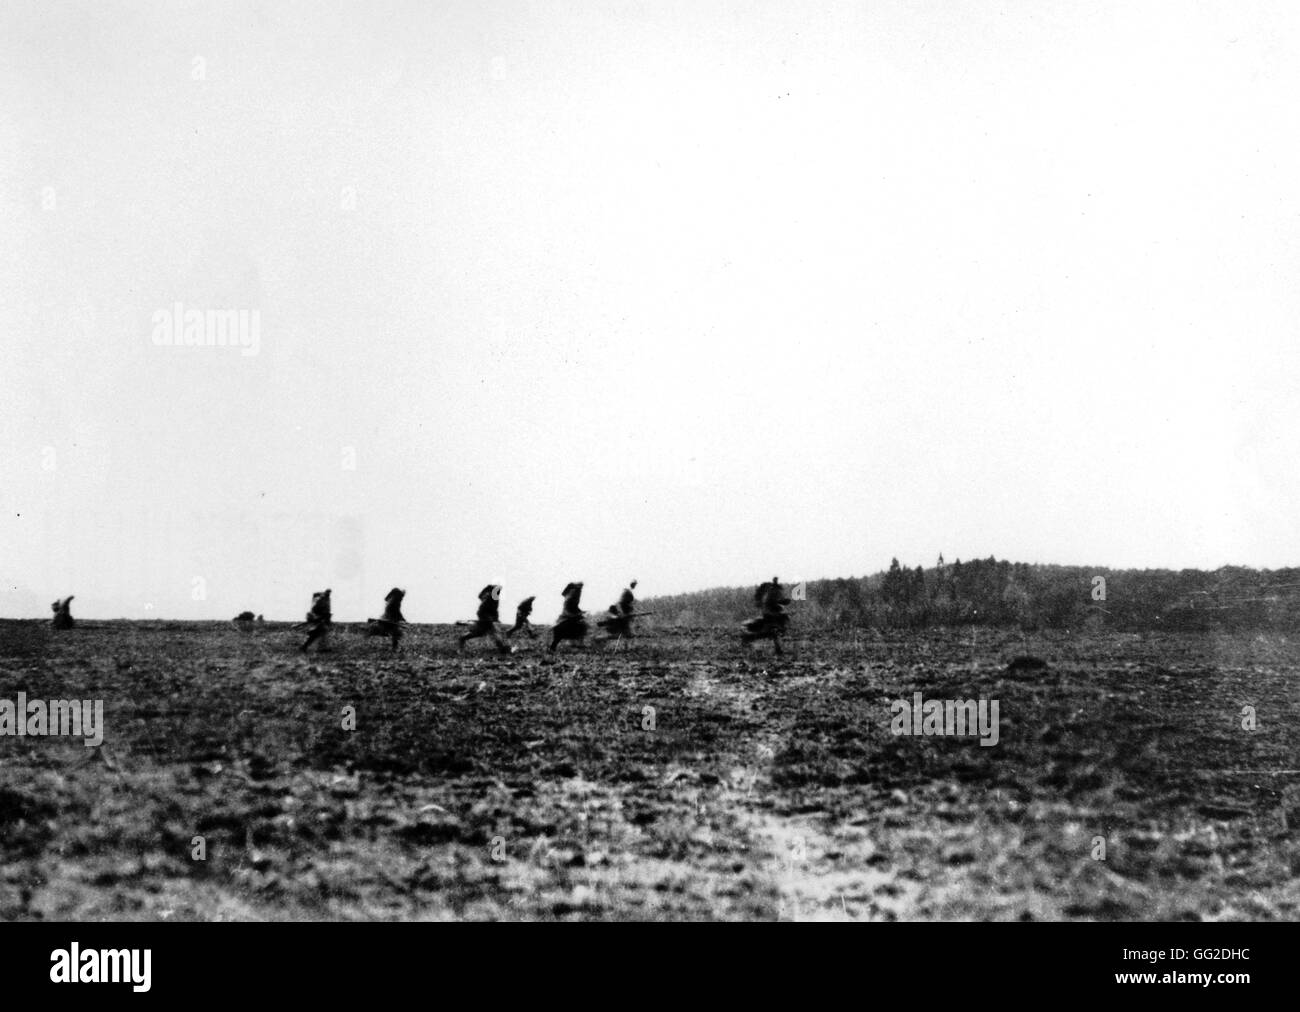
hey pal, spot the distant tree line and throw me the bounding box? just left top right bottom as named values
left=646, top=557, right=1300, bottom=632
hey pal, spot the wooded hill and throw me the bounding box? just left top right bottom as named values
left=644, top=557, right=1300, bottom=631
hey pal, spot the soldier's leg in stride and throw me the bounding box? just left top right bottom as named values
left=301, top=625, right=328, bottom=653
left=490, top=626, right=511, bottom=653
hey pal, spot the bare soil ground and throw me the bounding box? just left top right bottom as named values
left=1, top=621, right=1297, bottom=920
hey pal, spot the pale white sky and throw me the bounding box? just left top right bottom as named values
left=2, top=0, right=1298, bottom=621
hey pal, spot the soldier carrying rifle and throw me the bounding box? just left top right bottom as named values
left=366, top=587, right=408, bottom=651
left=459, top=584, right=511, bottom=654
left=509, top=596, right=537, bottom=640
left=597, top=579, right=643, bottom=645
left=299, top=589, right=333, bottom=653
left=549, top=581, right=588, bottom=652
left=741, top=576, right=792, bottom=656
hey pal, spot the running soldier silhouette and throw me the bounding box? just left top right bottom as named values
left=509, top=596, right=537, bottom=639
left=50, top=596, right=75, bottom=630
left=299, top=589, right=333, bottom=653
left=365, top=587, right=407, bottom=651
left=597, top=579, right=639, bottom=642
left=549, top=581, right=588, bottom=651
left=741, top=576, right=792, bottom=655
left=459, top=584, right=511, bottom=653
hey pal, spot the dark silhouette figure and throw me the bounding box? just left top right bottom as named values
left=50, top=596, right=75, bottom=630
left=549, top=581, right=588, bottom=652
left=366, top=587, right=408, bottom=651
left=234, top=610, right=256, bottom=622
left=459, top=584, right=510, bottom=653
left=597, top=579, right=639, bottom=642
left=300, top=589, right=333, bottom=653
left=741, top=576, right=792, bottom=655
left=509, top=596, right=537, bottom=639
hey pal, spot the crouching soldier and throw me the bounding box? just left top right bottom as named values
left=509, top=596, right=537, bottom=640
left=459, top=584, right=511, bottom=653
left=51, top=596, right=75, bottom=630
left=549, top=581, right=588, bottom=652
left=597, top=579, right=640, bottom=643
left=366, top=587, right=408, bottom=651
left=741, top=576, right=791, bottom=655
left=299, top=588, right=333, bottom=653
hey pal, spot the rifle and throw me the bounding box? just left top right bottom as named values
left=598, top=609, right=655, bottom=625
